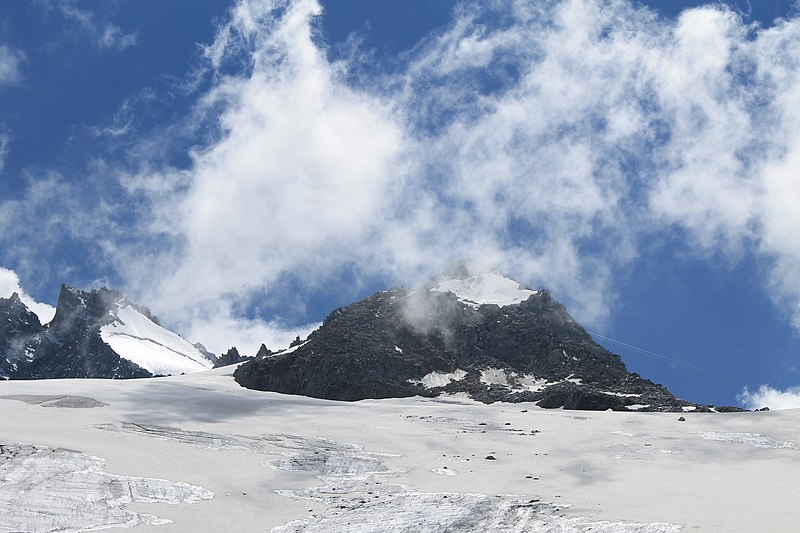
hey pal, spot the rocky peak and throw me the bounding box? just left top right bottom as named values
left=234, top=271, right=703, bottom=411
left=50, top=285, right=159, bottom=338
left=0, top=292, right=42, bottom=331
left=255, top=343, right=273, bottom=358
left=0, top=293, right=44, bottom=377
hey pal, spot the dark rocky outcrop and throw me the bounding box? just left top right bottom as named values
left=234, top=283, right=701, bottom=411
left=0, top=293, right=44, bottom=379
left=213, top=346, right=254, bottom=368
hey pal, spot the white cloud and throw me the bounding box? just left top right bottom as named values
left=0, top=46, right=24, bottom=85
left=0, top=129, right=10, bottom=173
left=739, top=385, right=800, bottom=411
left=0, top=267, right=56, bottom=324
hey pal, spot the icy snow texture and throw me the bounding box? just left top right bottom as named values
left=96, top=422, right=681, bottom=532
left=429, top=273, right=538, bottom=308
left=100, top=305, right=212, bottom=375
left=0, top=442, right=212, bottom=533
left=267, top=433, right=681, bottom=533
left=696, top=432, right=798, bottom=449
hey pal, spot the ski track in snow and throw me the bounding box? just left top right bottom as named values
left=0, top=442, right=212, bottom=533
left=98, top=422, right=681, bottom=532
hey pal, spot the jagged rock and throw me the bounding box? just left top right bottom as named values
left=1, top=285, right=213, bottom=380
left=255, top=343, right=273, bottom=358
left=234, top=272, right=697, bottom=411
left=213, top=347, right=253, bottom=368
left=0, top=293, right=44, bottom=379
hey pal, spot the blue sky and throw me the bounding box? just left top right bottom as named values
left=1, top=0, right=800, bottom=409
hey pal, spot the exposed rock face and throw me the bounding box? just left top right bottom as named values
left=0, top=293, right=44, bottom=379
left=1, top=285, right=213, bottom=380
left=235, top=275, right=696, bottom=411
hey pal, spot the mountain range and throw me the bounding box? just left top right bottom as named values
left=1, top=271, right=737, bottom=411
left=0, top=285, right=214, bottom=380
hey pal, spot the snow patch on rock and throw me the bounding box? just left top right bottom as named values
left=409, top=369, right=468, bottom=388
left=429, top=273, right=537, bottom=308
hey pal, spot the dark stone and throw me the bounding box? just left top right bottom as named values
left=714, top=405, right=747, bottom=413
left=678, top=416, right=686, bottom=421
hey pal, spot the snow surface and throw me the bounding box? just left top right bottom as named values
left=429, top=273, right=538, bottom=307
left=100, top=305, right=212, bottom=375
left=1, top=371, right=799, bottom=532
left=409, top=369, right=468, bottom=388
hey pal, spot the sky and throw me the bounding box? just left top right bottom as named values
left=1, top=0, right=799, bottom=409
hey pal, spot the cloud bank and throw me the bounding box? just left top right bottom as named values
left=5, top=0, right=800, bottom=359
left=0, top=267, right=56, bottom=324
left=739, top=385, right=800, bottom=410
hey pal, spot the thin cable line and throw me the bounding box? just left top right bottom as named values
left=586, top=330, right=733, bottom=380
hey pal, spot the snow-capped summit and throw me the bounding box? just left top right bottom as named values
left=429, top=272, right=538, bottom=308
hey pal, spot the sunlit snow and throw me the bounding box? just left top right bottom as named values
left=409, top=369, right=468, bottom=388
left=429, top=273, right=538, bottom=308
left=100, top=305, right=212, bottom=375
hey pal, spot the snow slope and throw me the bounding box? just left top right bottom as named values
left=430, top=272, right=538, bottom=307
left=1, top=371, right=798, bottom=532
left=100, top=305, right=212, bottom=376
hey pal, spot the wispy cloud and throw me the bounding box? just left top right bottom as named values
left=0, top=45, right=25, bottom=85
left=0, top=128, right=10, bottom=173
left=739, top=385, right=800, bottom=410
left=55, top=2, right=138, bottom=51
